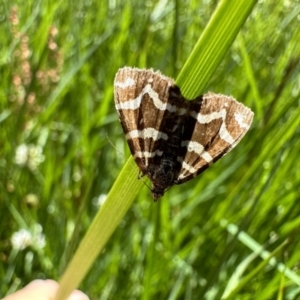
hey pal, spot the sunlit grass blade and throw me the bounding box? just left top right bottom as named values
left=222, top=221, right=300, bottom=298
left=176, top=0, right=257, bottom=98
left=55, top=158, right=142, bottom=299
left=238, top=35, right=263, bottom=118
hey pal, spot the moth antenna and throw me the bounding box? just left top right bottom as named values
left=105, top=133, right=124, bottom=157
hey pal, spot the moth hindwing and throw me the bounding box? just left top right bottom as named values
left=114, top=67, right=254, bottom=201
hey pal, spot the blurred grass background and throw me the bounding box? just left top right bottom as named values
left=0, top=0, right=300, bottom=299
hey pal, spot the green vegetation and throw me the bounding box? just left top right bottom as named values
left=1, top=0, right=299, bottom=299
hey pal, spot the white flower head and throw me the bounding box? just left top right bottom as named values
left=32, top=224, right=46, bottom=249
left=15, top=144, right=45, bottom=170
left=11, top=224, right=46, bottom=251
left=11, top=229, right=32, bottom=250
left=92, top=194, right=107, bottom=208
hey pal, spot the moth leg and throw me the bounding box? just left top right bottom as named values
left=138, top=171, right=145, bottom=179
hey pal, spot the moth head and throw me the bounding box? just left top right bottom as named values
left=151, top=186, right=165, bottom=202
left=149, top=160, right=175, bottom=201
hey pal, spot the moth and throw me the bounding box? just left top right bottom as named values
left=114, top=67, right=254, bottom=201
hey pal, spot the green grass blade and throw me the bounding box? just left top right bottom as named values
left=176, top=0, right=257, bottom=98
left=222, top=222, right=300, bottom=298
left=56, top=158, right=142, bottom=299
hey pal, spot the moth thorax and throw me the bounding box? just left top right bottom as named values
left=149, top=159, right=176, bottom=201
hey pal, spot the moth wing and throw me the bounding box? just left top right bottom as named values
left=114, top=67, right=175, bottom=174
left=177, top=93, right=254, bottom=184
